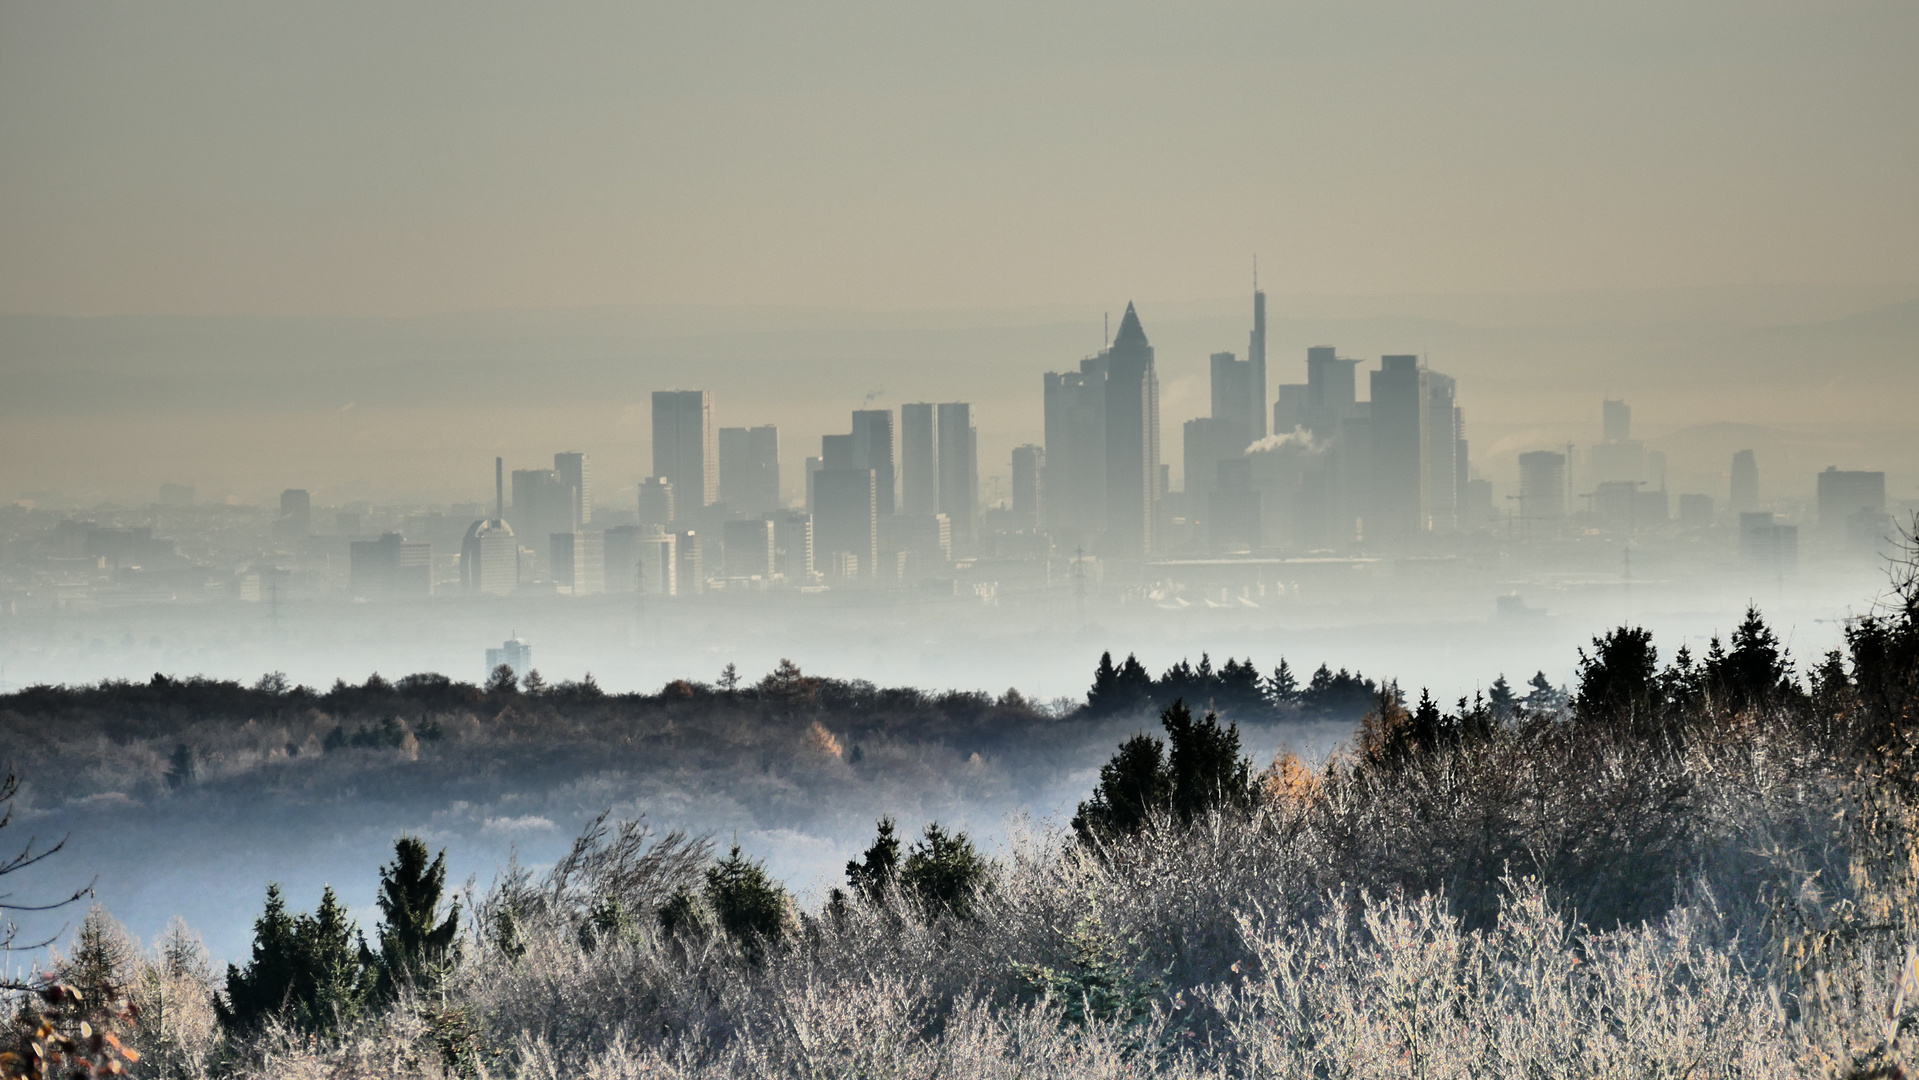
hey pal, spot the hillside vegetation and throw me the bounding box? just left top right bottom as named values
left=5, top=525, right=1919, bottom=1079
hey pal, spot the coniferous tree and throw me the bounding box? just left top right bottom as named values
left=368, top=837, right=460, bottom=999
left=1086, top=652, right=1121, bottom=714
left=219, top=883, right=299, bottom=1034
left=845, top=818, right=901, bottom=904
left=293, top=886, right=374, bottom=1033
left=704, top=844, right=788, bottom=957
left=220, top=884, right=375, bottom=1036
left=1523, top=671, right=1567, bottom=715
left=1267, top=659, right=1300, bottom=706
left=1072, top=733, right=1170, bottom=842
left=1116, top=654, right=1154, bottom=711
left=1707, top=605, right=1801, bottom=714
left=1487, top=674, right=1517, bottom=719
left=1162, top=700, right=1253, bottom=823
left=899, top=823, right=988, bottom=920
left=1574, top=626, right=1662, bottom=735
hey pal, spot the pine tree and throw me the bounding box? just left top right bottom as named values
left=845, top=818, right=901, bottom=904
left=369, top=837, right=460, bottom=1000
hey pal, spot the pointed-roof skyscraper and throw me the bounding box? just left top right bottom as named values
left=1102, top=301, right=1160, bottom=556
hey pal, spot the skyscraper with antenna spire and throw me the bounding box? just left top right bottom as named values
left=1249, top=259, right=1267, bottom=439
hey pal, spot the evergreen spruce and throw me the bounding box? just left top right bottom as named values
left=369, top=836, right=461, bottom=999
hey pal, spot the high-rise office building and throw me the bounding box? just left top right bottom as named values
left=652, top=390, right=717, bottom=510
left=1369, top=356, right=1430, bottom=538
left=484, top=636, right=531, bottom=681
left=1102, top=304, right=1160, bottom=556
left=1010, top=444, right=1044, bottom=532
left=900, top=404, right=939, bottom=516
left=1425, top=373, right=1460, bottom=532
left=1306, top=347, right=1360, bottom=432
left=278, top=489, right=311, bottom=534
left=639, top=478, right=675, bottom=533
left=603, top=525, right=642, bottom=593
left=1741, top=512, right=1798, bottom=572
left=936, top=402, right=978, bottom=546
left=1248, top=283, right=1268, bottom=440
left=1591, top=398, right=1646, bottom=484
left=674, top=529, right=704, bottom=593
left=1041, top=359, right=1107, bottom=544
left=1730, top=450, right=1759, bottom=513
left=349, top=533, right=432, bottom=599
left=851, top=410, right=896, bottom=516
left=768, top=511, right=814, bottom=582
left=549, top=531, right=604, bottom=595
left=553, top=451, right=590, bottom=529
left=719, top=425, right=781, bottom=514
left=1602, top=399, right=1632, bottom=443
left=638, top=528, right=677, bottom=596
left=1209, top=351, right=1257, bottom=446
left=721, top=519, right=777, bottom=579
left=510, top=468, right=568, bottom=568
left=1817, top=466, right=1888, bottom=544
left=1518, top=451, right=1568, bottom=523
left=462, top=458, right=518, bottom=596
left=813, top=467, right=877, bottom=579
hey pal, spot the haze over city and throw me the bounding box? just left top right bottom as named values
left=2, top=3, right=1917, bottom=1077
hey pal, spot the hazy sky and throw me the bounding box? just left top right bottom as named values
left=4, top=0, right=1916, bottom=317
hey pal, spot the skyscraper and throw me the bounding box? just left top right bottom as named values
left=1102, top=303, right=1160, bottom=556
left=1518, top=450, right=1568, bottom=523
left=549, top=530, right=604, bottom=595
left=814, top=467, right=877, bottom=579
left=1369, top=355, right=1429, bottom=539
left=553, top=451, right=590, bottom=529
left=278, top=489, right=311, bottom=534
left=652, top=390, right=717, bottom=510
left=1425, top=373, right=1459, bottom=532
left=1248, top=282, right=1268, bottom=440
left=719, top=425, right=780, bottom=513
left=1209, top=351, right=1256, bottom=445
left=638, top=477, right=675, bottom=530
left=1602, top=399, right=1632, bottom=443
left=1041, top=358, right=1107, bottom=544
left=851, top=410, right=896, bottom=516
left=510, top=468, right=567, bottom=567
left=1010, top=444, right=1044, bottom=532
left=462, top=458, right=518, bottom=596
left=900, top=403, right=939, bottom=516
left=349, top=533, right=432, bottom=599
left=936, top=402, right=978, bottom=546
left=603, top=525, right=642, bottom=593
left=721, top=519, right=777, bottom=579
left=1817, top=466, right=1888, bottom=545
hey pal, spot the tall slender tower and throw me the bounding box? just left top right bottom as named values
left=1103, top=302, right=1160, bottom=555
left=900, top=404, right=939, bottom=515
left=652, top=390, right=717, bottom=509
left=1248, top=268, right=1267, bottom=439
